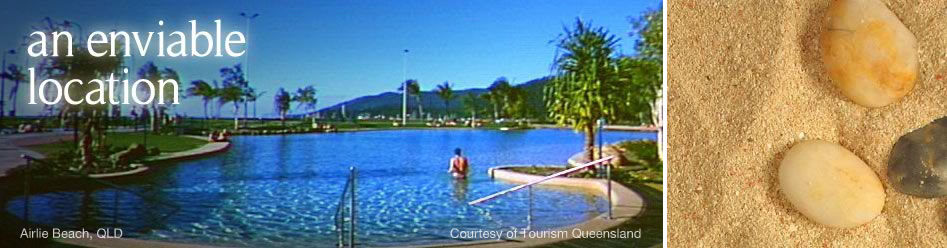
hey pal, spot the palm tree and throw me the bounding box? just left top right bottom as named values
left=159, top=68, right=180, bottom=123
left=246, top=88, right=266, bottom=121
left=242, top=86, right=256, bottom=128
left=274, top=88, right=292, bottom=126
left=218, top=81, right=244, bottom=130
left=220, top=64, right=248, bottom=126
left=294, top=85, right=317, bottom=123
left=137, top=62, right=160, bottom=131
left=211, top=80, right=221, bottom=119
left=398, top=79, right=422, bottom=119
left=0, top=64, right=26, bottom=117
left=186, top=80, right=216, bottom=123
left=137, top=62, right=178, bottom=133
left=545, top=19, right=624, bottom=163
left=435, top=81, right=454, bottom=118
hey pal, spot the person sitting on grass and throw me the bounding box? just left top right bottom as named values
left=449, top=148, right=469, bottom=179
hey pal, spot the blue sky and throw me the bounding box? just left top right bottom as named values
left=0, top=0, right=660, bottom=117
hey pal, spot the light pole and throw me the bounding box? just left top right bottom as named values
left=1, top=49, right=15, bottom=123
left=13, top=36, right=31, bottom=117
left=402, top=49, right=408, bottom=126
left=240, top=12, right=259, bottom=124
left=130, top=52, right=136, bottom=128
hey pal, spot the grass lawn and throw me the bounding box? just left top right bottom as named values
left=28, top=132, right=208, bottom=156
left=644, top=182, right=663, bottom=192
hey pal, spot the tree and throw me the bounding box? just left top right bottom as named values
left=487, top=78, right=512, bottom=119
left=398, top=79, right=422, bottom=119
left=245, top=88, right=266, bottom=120
left=479, top=92, right=495, bottom=120
left=220, top=64, right=248, bottom=127
left=136, top=62, right=178, bottom=133
left=631, top=8, right=662, bottom=62
left=274, top=88, right=292, bottom=126
left=0, top=64, right=26, bottom=117
left=34, top=19, right=123, bottom=169
left=217, top=81, right=244, bottom=130
left=505, top=86, right=529, bottom=121
left=159, top=68, right=180, bottom=123
left=294, top=85, right=317, bottom=123
left=435, top=81, right=454, bottom=118
left=186, top=80, right=216, bottom=123
left=545, top=19, right=625, bottom=163
left=137, top=62, right=161, bottom=132
left=212, top=80, right=222, bottom=119
left=629, top=8, right=663, bottom=125
left=461, top=92, right=480, bottom=126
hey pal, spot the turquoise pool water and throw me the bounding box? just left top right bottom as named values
left=6, top=129, right=656, bottom=247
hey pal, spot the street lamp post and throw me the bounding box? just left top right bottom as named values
left=1, top=49, right=15, bottom=123
left=13, top=36, right=31, bottom=117
left=240, top=12, right=259, bottom=123
left=402, top=49, right=408, bottom=126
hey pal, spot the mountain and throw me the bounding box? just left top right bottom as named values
left=314, top=77, right=551, bottom=119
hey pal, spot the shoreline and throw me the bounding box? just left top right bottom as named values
left=529, top=124, right=658, bottom=132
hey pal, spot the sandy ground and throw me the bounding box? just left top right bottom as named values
left=668, top=0, right=947, bottom=246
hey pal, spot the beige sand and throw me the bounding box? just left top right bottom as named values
left=668, top=0, right=947, bottom=246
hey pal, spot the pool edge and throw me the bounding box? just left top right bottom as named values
left=415, top=166, right=645, bottom=248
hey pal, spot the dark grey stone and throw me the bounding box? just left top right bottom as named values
left=888, top=117, right=947, bottom=198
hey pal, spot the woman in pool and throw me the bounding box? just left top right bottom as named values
left=448, top=148, right=469, bottom=179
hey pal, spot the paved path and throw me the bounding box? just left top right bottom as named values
left=530, top=124, right=659, bottom=132
left=0, top=131, right=74, bottom=177
left=143, top=136, right=230, bottom=163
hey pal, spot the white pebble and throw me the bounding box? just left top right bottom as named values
left=779, top=140, right=885, bottom=228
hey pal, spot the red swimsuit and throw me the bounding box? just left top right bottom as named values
left=451, top=157, right=468, bottom=179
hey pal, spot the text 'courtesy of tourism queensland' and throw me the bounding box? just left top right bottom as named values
left=25, top=20, right=244, bottom=106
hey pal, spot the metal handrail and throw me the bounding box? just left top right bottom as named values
left=469, top=156, right=614, bottom=205
left=19, top=154, right=181, bottom=227
left=468, top=156, right=615, bottom=229
left=334, top=172, right=351, bottom=244
left=335, top=167, right=356, bottom=248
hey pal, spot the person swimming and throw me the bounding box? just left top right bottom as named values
left=449, top=148, right=469, bottom=179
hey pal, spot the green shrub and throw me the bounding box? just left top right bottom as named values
left=618, top=140, right=660, bottom=170
left=614, top=140, right=662, bottom=183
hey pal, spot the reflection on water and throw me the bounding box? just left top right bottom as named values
left=6, top=129, right=655, bottom=247
left=451, top=178, right=470, bottom=203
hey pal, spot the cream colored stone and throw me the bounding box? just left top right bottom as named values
left=821, top=0, right=918, bottom=107
left=778, top=140, right=885, bottom=228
